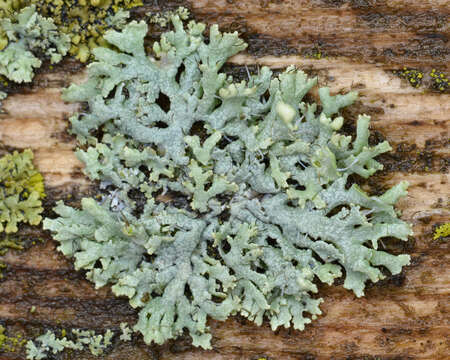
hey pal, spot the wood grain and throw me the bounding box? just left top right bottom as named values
left=0, top=0, right=449, bottom=359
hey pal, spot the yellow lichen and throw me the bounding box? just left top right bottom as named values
left=304, top=47, right=326, bottom=60
left=0, top=149, right=46, bottom=200
left=395, top=67, right=424, bottom=88
left=0, top=149, right=46, bottom=233
left=430, top=69, right=449, bottom=92
left=433, top=223, right=450, bottom=240
left=0, top=325, right=27, bottom=353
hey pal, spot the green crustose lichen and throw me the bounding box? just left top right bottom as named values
left=44, top=15, right=412, bottom=349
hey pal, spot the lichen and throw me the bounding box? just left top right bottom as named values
left=0, top=0, right=22, bottom=19
left=27, top=0, right=141, bottom=62
left=395, top=67, right=423, bottom=88
left=148, top=6, right=189, bottom=27
left=119, top=322, right=132, bottom=341
left=32, top=0, right=143, bottom=62
left=0, top=149, right=45, bottom=233
left=26, top=325, right=132, bottom=359
left=0, top=0, right=142, bottom=65
left=429, top=69, right=449, bottom=93
left=0, top=89, right=6, bottom=111
left=0, top=325, right=27, bottom=353
left=44, top=15, right=412, bottom=349
left=394, top=67, right=449, bottom=92
left=433, top=223, right=450, bottom=240
left=0, top=5, right=70, bottom=83
left=304, top=46, right=326, bottom=60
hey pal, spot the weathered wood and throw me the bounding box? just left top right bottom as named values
left=0, top=0, right=448, bottom=359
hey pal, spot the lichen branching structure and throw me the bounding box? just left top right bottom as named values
left=44, top=16, right=413, bottom=348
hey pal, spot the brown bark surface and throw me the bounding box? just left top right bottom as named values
left=0, top=1, right=449, bottom=359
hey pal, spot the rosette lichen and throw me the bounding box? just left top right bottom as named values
left=44, top=15, right=412, bottom=348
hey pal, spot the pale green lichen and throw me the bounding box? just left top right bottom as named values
left=119, top=322, right=132, bottom=341
left=0, top=149, right=45, bottom=233
left=0, top=5, right=70, bottom=82
left=44, top=15, right=412, bottom=349
left=25, top=327, right=121, bottom=359
left=0, top=89, right=6, bottom=111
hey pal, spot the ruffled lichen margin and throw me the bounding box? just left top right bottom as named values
left=43, top=15, right=413, bottom=349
